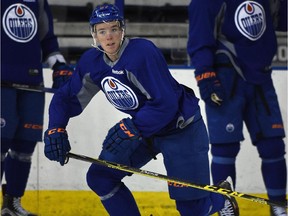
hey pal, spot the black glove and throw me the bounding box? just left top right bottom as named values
left=44, top=127, right=71, bottom=166
left=195, top=69, right=225, bottom=106
left=52, top=61, right=73, bottom=89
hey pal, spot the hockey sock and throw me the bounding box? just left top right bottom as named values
left=257, top=138, right=287, bottom=202
left=101, top=183, right=141, bottom=216
left=211, top=159, right=236, bottom=187
left=4, top=150, right=32, bottom=197
left=211, top=143, right=240, bottom=187
left=255, top=137, right=287, bottom=201
left=262, top=158, right=287, bottom=202
left=176, top=193, right=225, bottom=216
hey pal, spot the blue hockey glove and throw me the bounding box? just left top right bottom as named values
left=44, top=127, right=71, bottom=166
left=195, top=69, right=225, bottom=106
left=100, top=118, right=142, bottom=164
left=52, top=61, right=73, bottom=89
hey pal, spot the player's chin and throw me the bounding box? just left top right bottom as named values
left=105, top=47, right=118, bottom=54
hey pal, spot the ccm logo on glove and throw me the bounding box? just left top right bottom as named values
left=53, top=70, right=73, bottom=77
left=119, top=121, right=136, bottom=137
left=47, top=127, right=66, bottom=135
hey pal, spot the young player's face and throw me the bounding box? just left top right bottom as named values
left=93, top=21, right=123, bottom=59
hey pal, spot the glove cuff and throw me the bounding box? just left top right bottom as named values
left=46, top=53, right=66, bottom=68
left=45, top=127, right=67, bottom=136
left=52, top=61, right=66, bottom=70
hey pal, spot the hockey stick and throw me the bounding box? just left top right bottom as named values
left=67, top=152, right=287, bottom=208
left=1, top=82, right=56, bottom=93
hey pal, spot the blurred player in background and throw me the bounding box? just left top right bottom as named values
left=43, top=3, right=239, bottom=216
left=1, top=0, right=73, bottom=215
left=187, top=0, right=287, bottom=215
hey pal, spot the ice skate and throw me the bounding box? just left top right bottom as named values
left=270, top=205, right=287, bottom=216
left=217, top=177, right=239, bottom=216
left=1, top=194, right=37, bottom=216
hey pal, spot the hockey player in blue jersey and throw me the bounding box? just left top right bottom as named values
left=187, top=0, right=287, bottom=215
left=1, top=0, right=73, bottom=215
left=43, top=3, right=239, bottom=216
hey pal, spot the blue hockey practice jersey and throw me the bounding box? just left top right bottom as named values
left=187, top=0, right=282, bottom=84
left=48, top=38, right=200, bottom=137
left=1, top=0, right=61, bottom=85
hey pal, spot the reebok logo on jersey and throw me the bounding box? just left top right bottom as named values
left=101, top=77, right=139, bottom=110
left=2, top=4, right=37, bottom=43
left=112, top=69, right=124, bottom=74
left=235, top=1, right=266, bottom=41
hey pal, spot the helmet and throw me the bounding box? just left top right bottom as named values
left=89, top=4, right=124, bottom=27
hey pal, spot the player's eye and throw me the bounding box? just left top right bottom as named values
left=111, top=28, right=119, bottom=32
left=97, top=30, right=106, bottom=35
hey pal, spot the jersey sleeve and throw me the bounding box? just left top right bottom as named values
left=48, top=55, right=100, bottom=128
left=187, top=0, right=223, bottom=71
left=39, top=0, right=62, bottom=62
left=276, top=0, right=287, bottom=31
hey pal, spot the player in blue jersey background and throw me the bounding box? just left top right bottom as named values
left=187, top=0, right=287, bottom=215
left=1, top=0, right=73, bottom=215
left=43, top=3, right=239, bottom=216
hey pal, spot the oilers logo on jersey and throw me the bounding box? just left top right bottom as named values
left=2, top=3, right=37, bottom=43
left=101, top=77, right=139, bottom=110
left=234, top=1, right=266, bottom=41
left=226, top=123, right=235, bottom=133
